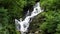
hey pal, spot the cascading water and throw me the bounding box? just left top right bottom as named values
left=15, top=2, right=43, bottom=34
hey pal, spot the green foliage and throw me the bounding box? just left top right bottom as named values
left=29, top=0, right=60, bottom=34
left=0, top=7, right=9, bottom=34
left=38, top=0, right=60, bottom=34
left=0, top=0, right=36, bottom=34
left=0, top=0, right=60, bottom=34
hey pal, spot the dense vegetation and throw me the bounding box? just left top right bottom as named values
left=0, top=0, right=60, bottom=34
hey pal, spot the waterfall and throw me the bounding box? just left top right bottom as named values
left=15, top=2, right=43, bottom=34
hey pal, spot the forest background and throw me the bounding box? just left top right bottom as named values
left=0, top=0, right=60, bottom=34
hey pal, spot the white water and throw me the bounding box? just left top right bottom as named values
left=15, top=2, right=43, bottom=34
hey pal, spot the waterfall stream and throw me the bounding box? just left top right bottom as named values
left=15, top=2, right=43, bottom=34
